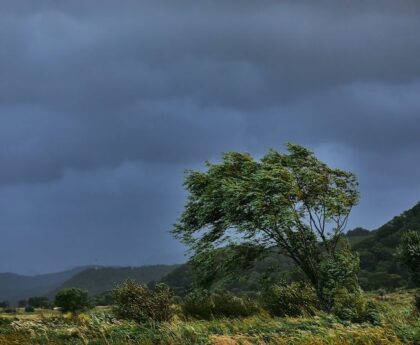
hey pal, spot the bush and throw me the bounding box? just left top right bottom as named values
left=3, top=308, right=16, bottom=314
left=415, top=291, right=420, bottom=312
left=332, top=290, right=382, bottom=325
left=212, top=292, right=259, bottom=318
left=113, top=280, right=173, bottom=324
left=261, top=282, right=318, bottom=317
left=24, top=306, right=35, bottom=313
left=182, top=289, right=259, bottom=320
left=54, top=288, right=90, bottom=313
left=181, top=289, right=213, bottom=319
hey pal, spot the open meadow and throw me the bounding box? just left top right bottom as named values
left=0, top=290, right=418, bottom=345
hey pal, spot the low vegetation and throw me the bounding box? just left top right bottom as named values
left=181, top=289, right=260, bottom=320
left=261, top=282, right=317, bottom=317
left=0, top=290, right=418, bottom=345
left=112, top=280, right=173, bottom=324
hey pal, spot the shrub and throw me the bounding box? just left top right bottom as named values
left=212, top=292, right=259, bottom=318
left=181, top=289, right=259, bottom=320
left=364, top=300, right=382, bottom=325
left=24, top=306, right=35, bottom=313
left=261, top=282, right=318, bottom=317
left=54, top=288, right=90, bottom=313
left=415, top=291, right=420, bottom=312
left=332, top=290, right=382, bottom=325
left=181, top=289, right=213, bottom=319
left=3, top=308, right=16, bottom=314
left=113, top=280, right=173, bottom=324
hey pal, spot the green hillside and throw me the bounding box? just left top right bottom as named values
left=54, top=265, right=180, bottom=296
left=354, top=202, right=420, bottom=290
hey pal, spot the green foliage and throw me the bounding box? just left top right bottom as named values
left=24, top=305, right=35, bottom=312
left=319, top=245, right=360, bottom=310
left=162, top=202, right=420, bottom=295
left=28, top=296, right=50, bottom=309
left=332, top=290, right=382, bottom=325
left=261, top=282, right=318, bottom=317
left=347, top=227, right=371, bottom=237
left=160, top=264, right=195, bottom=296
left=91, top=291, right=114, bottom=306
left=355, top=203, right=420, bottom=290
left=415, top=291, right=420, bottom=312
left=181, top=289, right=213, bottom=320
left=112, top=280, right=173, bottom=324
left=181, top=289, right=260, bottom=320
left=396, top=230, right=420, bottom=286
left=174, top=144, right=359, bottom=310
left=0, top=290, right=418, bottom=345
left=54, top=288, right=90, bottom=313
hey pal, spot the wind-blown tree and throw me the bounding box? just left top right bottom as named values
left=173, top=144, right=359, bottom=310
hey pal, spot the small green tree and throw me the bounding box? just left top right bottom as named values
left=397, top=230, right=420, bottom=285
left=319, top=243, right=361, bottom=307
left=173, top=144, right=360, bottom=311
left=54, top=288, right=90, bottom=313
left=397, top=230, right=420, bottom=312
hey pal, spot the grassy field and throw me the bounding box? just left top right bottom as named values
left=0, top=290, right=418, bottom=345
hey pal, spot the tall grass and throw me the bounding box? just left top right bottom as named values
left=0, top=290, right=418, bottom=345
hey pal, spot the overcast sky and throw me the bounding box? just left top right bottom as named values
left=1, top=0, right=420, bottom=274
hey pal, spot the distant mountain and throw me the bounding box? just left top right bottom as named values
left=0, top=265, right=179, bottom=304
left=0, top=267, right=87, bottom=305
left=52, top=265, right=180, bottom=296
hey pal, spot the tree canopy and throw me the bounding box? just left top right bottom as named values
left=54, top=288, right=90, bottom=313
left=173, top=143, right=359, bottom=309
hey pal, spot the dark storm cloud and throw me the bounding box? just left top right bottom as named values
left=0, top=0, right=419, bottom=273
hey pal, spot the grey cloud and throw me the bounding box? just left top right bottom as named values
left=0, top=0, right=419, bottom=273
